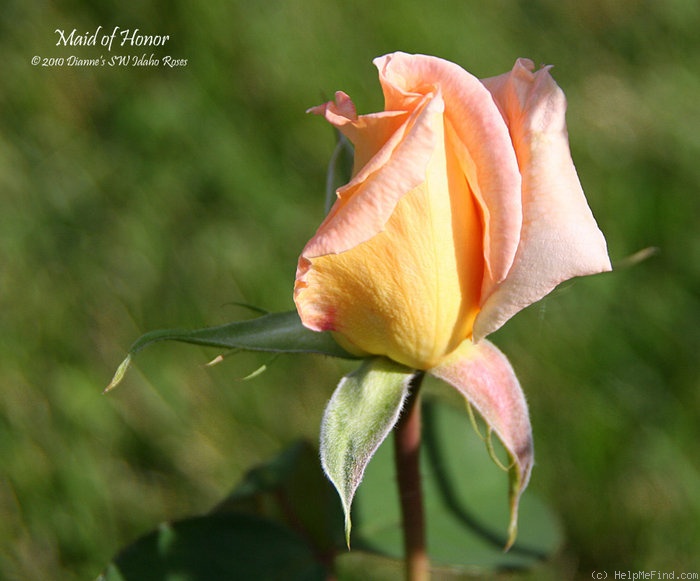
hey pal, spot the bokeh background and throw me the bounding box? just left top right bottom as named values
left=1, top=1, right=699, bottom=579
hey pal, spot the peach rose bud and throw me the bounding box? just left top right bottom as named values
left=296, top=52, right=611, bottom=547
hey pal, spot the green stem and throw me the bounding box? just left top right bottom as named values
left=393, top=372, right=429, bottom=581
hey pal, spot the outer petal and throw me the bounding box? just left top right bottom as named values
left=430, top=339, right=533, bottom=549
left=375, top=52, right=523, bottom=290
left=474, top=59, right=612, bottom=340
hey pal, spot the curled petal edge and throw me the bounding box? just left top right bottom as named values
left=430, top=339, right=533, bottom=549
left=374, top=51, right=524, bottom=292
left=299, top=90, right=440, bottom=262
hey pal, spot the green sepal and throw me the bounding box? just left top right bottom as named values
left=325, top=129, right=354, bottom=214
left=319, top=357, right=416, bottom=547
left=350, top=398, right=562, bottom=572
left=106, top=310, right=358, bottom=392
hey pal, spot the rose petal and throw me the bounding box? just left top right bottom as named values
left=296, top=93, right=485, bottom=369
left=375, top=52, right=523, bottom=291
left=298, top=91, right=438, bottom=264
left=430, top=339, right=533, bottom=549
left=295, top=92, right=446, bottom=351
left=474, top=59, right=612, bottom=340
left=308, top=91, right=409, bottom=176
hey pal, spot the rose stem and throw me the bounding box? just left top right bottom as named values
left=393, top=371, right=429, bottom=581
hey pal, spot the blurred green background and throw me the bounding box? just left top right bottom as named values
left=1, top=0, right=699, bottom=579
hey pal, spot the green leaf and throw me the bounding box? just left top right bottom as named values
left=352, top=397, right=562, bottom=573
left=100, top=442, right=344, bottom=581
left=100, top=513, right=326, bottom=581
left=320, top=357, right=416, bottom=547
left=216, top=440, right=345, bottom=554
left=106, top=310, right=357, bottom=391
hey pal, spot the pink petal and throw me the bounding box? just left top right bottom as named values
left=430, top=339, right=533, bottom=549
left=308, top=91, right=409, bottom=175
left=299, top=90, right=439, bottom=265
left=474, top=59, right=612, bottom=340
left=375, top=52, right=523, bottom=291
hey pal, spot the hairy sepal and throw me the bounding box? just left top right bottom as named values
left=319, top=357, right=415, bottom=547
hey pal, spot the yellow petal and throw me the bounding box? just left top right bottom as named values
left=296, top=95, right=483, bottom=370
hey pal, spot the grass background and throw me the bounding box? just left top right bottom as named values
left=1, top=0, right=699, bottom=579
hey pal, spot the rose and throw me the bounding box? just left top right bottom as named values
left=294, top=52, right=611, bottom=542
left=295, top=52, right=610, bottom=369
